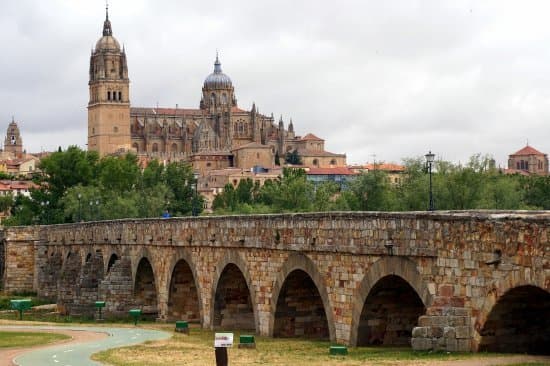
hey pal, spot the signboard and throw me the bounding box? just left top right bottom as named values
left=214, top=332, right=234, bottom=348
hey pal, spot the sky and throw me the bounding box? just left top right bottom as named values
left=1, top=0, right=550, bottom=167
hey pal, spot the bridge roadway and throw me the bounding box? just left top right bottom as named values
left=2, top=211, right=549, bottom=353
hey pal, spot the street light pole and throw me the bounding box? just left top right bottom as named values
left=425, top=151, right=435, bottom=211
left=77, top=193, right=82, bottom=222
left=192, top=172, right=199, bottom=216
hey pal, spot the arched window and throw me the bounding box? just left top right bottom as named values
left=118, top=91, right=122, bottom=101
left=244, top=123, right=248, bottom=136
left=107, top=91, right=111, bottom=101
left=132, top=143, right=139, bottom=152
left=152, top=143, right=158, bottom=153
left=211, top=93, right=216, bottom=105
left=222, top=93, right=227, bottom=104
left=239, top=122, right=244, bottom=135
left=330, top=159, right=336, bottom=166
left=171, top=143, right=178, bottom=153
left=313, top=159, right=319, bottom=167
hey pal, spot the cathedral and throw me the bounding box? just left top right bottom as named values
left=88, top=8, right=346, bottom=174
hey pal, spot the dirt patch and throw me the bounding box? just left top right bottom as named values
left=0, top=327, right=107, bottom=366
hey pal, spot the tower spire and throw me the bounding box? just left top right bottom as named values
left=214, top=51, right=222, bottom=73
left=103, top=2, right=113, bottom=36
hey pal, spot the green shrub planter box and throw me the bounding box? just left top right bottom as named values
left=175, top=320, right=189, bottom=334
left=329, top=345, right=348, bottom=356
left=238, top=335, right=256, bottom=349
left=129, top=309, right=142, bottom=325
left=95, top=301, right=106, bottom=321
left=10, top=299, right=32, bottom=320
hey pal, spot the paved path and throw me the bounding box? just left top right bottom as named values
left=1, top=325, right=171, bottom=366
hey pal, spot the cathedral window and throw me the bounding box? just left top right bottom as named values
left=107, top=91, right=111, bottom=100
left=113, top=126, right=118, bottom=133
left=118, top=91, right=122, bottom=101
left=152, top=143, right=159, bottom=153
left=313, top=159, right=319, bottom=167
left=222, top=93, right=227, bottom=104
left=211, top=93, right=216, bottom=105
left=171, top=143, right=178, bottom=153
left=132, top=143, right=139, bottom=152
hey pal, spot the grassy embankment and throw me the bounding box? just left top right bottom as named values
left=0, top=331, right=70, bottom=348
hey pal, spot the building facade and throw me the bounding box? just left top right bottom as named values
left=87, top=9, right=346, bottom=172
left=507, top=145, right=549, bottom=176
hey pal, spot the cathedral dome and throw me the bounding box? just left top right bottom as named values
left=204, top=55, right=232, bottom=89
left=95, top=35, right=120, bottom=52
left=95, top=6, right=120, bottom=52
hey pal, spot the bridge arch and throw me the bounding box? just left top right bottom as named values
left=350, top=256, right=431, bottom=346
left=476, top=269, right=549, bottom=354
left=165, top=249, right=202, bottom=324
left=210, top=252, right=258, bottom=332
left=133, top=256, right=159, bottom=319
left=269, top=253, right=336, bottom=341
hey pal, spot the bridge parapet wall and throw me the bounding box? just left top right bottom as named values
left=2, top=211, right=549, bottom=351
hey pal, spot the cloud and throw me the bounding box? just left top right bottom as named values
left=1, top=0, right=550, bottom=167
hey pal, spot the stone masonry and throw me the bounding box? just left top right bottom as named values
left=1, top=211, right=549, bottom=353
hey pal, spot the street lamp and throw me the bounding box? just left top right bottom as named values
left=89, top=200, right=93, bottom=220
left=95, top=200, right=100, bottom=220
left=41, top=200, right=50, bottom=224
left=192, top=171, right=199, bottom=216
left=77, top=193, right=82, bottom=222
left=425, top=151, right=435, bottom=211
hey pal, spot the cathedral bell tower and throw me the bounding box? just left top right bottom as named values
left=87, top=6, right=131, bottom=156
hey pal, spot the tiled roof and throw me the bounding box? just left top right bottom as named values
left=502, top=168, right=531, bottom=176
left=232, top=142, right=272, bottom=150
left=363, top=163, right=406, bottom=172
left=298, top=149, right=344, bottom=157
left=130, top=106, right=248, bottom=116
left=511, top=145, right=546, bottom=156
left=301, top=133, right=324, bottom=141
left=307, top=167, right=357, bottom=175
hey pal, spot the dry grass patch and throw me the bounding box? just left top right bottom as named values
left=92, top=327, right=504, bottom=366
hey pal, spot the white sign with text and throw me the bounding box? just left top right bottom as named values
left=214, top=332, right=234, bottom=348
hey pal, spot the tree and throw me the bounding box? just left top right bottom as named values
left=285, top=149, right=302, bottom=165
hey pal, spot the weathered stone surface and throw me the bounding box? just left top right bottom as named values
left=0, top=211, right=548, bottom=353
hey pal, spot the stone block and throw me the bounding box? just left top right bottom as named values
left=446, top=338, right=458, bottom=352
left=443, top=326, right=456, bottom=339
left=411, top=327, right=428, bottom=338
left=430, top=326, right=444, bottom=338
left=457, top=339, right=471, bottom=352
left=455, top=326, right=471, bottom=339
left=411, top=337, right=432, bottom=351
left=418, top=316, right=431, bottom=327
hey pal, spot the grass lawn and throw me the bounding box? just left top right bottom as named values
left=0, top=331, right=70, bottom=348
left=92, top=326, right=508, bottom=366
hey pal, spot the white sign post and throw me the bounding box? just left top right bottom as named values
left=214, top=332, right=234, bottom=348
left=214, top=333, right=233, bottom=366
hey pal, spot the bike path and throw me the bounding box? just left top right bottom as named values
left=2, top=325, right=171, bottom=366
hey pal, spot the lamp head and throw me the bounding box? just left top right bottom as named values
left=425, top=151, right=435, bottom=163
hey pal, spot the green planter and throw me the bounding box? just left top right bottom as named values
left=129, top=309, right=142, bottom=325
left=329, top=345, right=348, bottom=356
left=238, top=334, right=256, bottom=349
left=175, top=320, right=189, bottom=334
left=10, top=299, right=32, bottom=320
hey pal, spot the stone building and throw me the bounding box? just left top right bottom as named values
left=87, top=8, right=346, bottom=172
left=3, top=118, right=24, bottom=159
left=507, top=144, right=548, bottom=176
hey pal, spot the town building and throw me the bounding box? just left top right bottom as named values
left=87, top=7, right=346, bottom=174
left=349, top=163, right=406, bottom=185
left=507, top=144, right=549, bottom=176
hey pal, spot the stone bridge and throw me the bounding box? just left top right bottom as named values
left=2, top=211, right=549, bottom=353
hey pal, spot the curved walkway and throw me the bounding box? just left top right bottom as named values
left=1, top=325, right=170, bottom=366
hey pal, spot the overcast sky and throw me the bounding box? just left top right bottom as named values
left=1, top=1, right=550, bottom=166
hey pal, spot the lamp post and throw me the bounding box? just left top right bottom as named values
left=192, top=171, right=199, bottom=216
left=95, top=199, right=100, bottom=220
left=425, top=151, right=435, bottom=211
left=77, top=193, right=82, bottom=222
left=41, top=200, right=50, bottom=224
